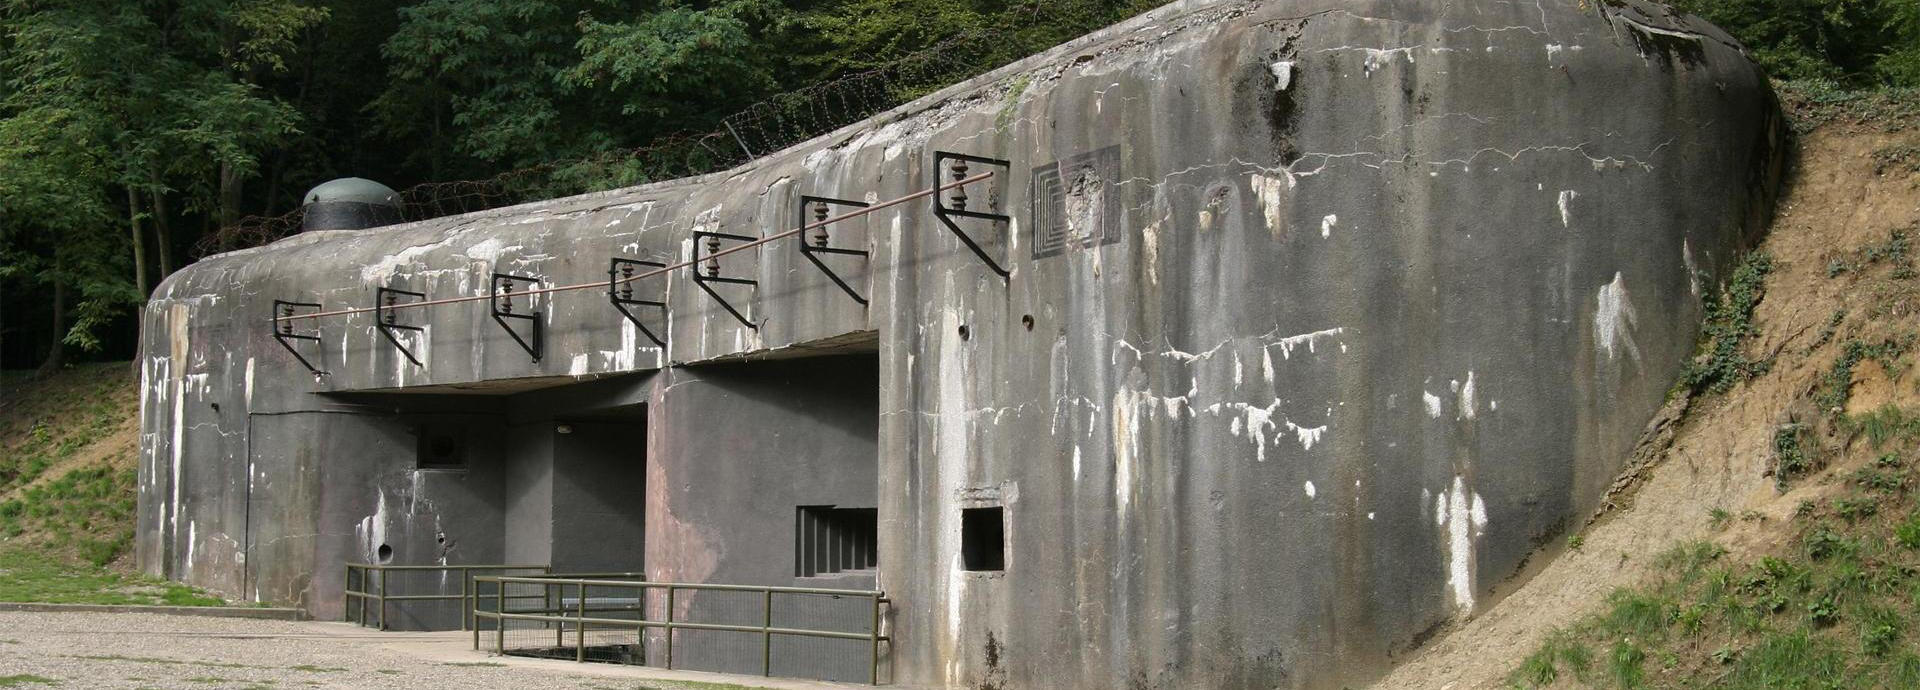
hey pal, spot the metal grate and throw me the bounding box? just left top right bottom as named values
left=795, top=506, right=878, bottom=577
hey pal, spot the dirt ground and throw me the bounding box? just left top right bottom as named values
left=1364, top=119, right=1920, bottom=689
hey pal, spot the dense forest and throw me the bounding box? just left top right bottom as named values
left=1, top=0, right=1915, bottom=372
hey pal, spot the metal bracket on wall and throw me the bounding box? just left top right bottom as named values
left=796, top=195, right=872, bottom=305
left=374, top=286, right=427, bottom=367
left=690, top=230, right=759, bottom=330
left=608, top=257, right=668, bottom=347
left=490, top=273, right=543, bottom=363
left=270, top=300, right=326, bottom=375
left=932, top=151, right=1012, bottom=279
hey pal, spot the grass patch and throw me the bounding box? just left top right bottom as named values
left=1508, top=441, right=1920, bottom=689
left=72, top=655, right=254, bottom=670
left=286, top=665, right=344, bottom=673
left=442, top=662, right=505, bottom=667
left=1813, top=337, right=1909, bottom=415
left=0, top=677, right=56, bottom=688
left=0, top=549, right=223, bottom=606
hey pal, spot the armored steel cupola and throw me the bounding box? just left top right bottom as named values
left=299, top=177, right=403, bottom=232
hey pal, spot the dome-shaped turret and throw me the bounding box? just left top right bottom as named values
left=300, top=177, right=403, bottom=232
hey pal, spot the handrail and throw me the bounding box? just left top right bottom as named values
left=470, top=574, right=889, bottom=684
left=344, top=562, right=551, bottom=631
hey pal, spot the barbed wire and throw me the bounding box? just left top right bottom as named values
left=195, top=3, right=1144, bottom=257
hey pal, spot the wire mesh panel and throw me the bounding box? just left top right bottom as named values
left=770, top=591, right=878, bottom=683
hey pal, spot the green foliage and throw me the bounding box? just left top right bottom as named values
left=1814, top=337, right=1910, bottom=414
left=1682, top=252, right=1774, bottom=395
left=1671, top=0, right=1920, bottom=87
left=1774, top=423, right=1815, bottom=483
left=1840, top=404, right=1920, bottom=448
left=1511, top=420, right=1920, bottom=690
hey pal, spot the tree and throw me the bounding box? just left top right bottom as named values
left=0, top=0, right=323, bottom=372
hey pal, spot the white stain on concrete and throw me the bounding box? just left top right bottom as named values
left=361, top=235, right=459, bottom=283
left=1557, top=190, right=1578, bottom=227
left=1594, top=272, right=1640, bottom=361
left=1458, top=371, right=1477, bottom=420
left=1362, top=47, right=1415, bottom=75
left=1249, top=173, right=1291, bottom=237
left=1303, top=481, right=1316, bottom=498
left=1274, top=327, right=1344, bottom=359
left=1435, top=476, right=1490, bottom=611
left=1320, top=214, right=1338, bottom=238
left=569, top=353, right=590, bottom=376
left=1422, top=391, right=1444, bottom=418
left=1269, top=60, right=1293, bottom=90
left=1286, top=420, right=1327, bottom=450
left=1682, top=240, right=1700, bottom=297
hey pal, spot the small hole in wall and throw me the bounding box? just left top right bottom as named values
left=1021, top=315, right=1034, bottom=331
left=376, top=544, right=393, bottom=564
left=957, top=324, right=971, bottom=341
left=435, top=534, right=446, bottom=545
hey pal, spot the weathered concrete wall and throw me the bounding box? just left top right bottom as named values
left=137, top=0, right=1783, bottom=687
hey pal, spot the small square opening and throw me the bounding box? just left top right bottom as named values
left=961, top=506, right=1005, bottom=572
left=415, top=426, right=466, bottom=470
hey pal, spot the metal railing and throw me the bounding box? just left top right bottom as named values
left=344, top=563, right=550, bottom=631
left=471, top=575, right=890, bottom=684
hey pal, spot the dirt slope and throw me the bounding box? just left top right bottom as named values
left=1368, top=99, right=1920, bottom=690
left=0, top=362, right=141, bottom=563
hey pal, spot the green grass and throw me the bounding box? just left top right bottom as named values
left=1508, top=446, right=1920, bottom=689
left=0, top=549, right=223, bottom=606
left=0, top=677, right=56, bottom=688
left=0, top=363, right=141, bottom=567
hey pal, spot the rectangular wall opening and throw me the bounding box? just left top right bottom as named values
left=415, top=423, right=469, bottom=470
left=961, top=506, right=1005, bottom=572
left=795, top=505, right=877, bottom=577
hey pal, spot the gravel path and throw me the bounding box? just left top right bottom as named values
left=0, top=611, right=723, bottom=690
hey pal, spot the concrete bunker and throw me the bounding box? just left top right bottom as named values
left=140, top=1, right=1786, bottom=688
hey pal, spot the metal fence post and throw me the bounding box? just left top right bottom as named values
left=664, top=586, right=675, bottom=670
left=576, top=581, right=587, bottom=663
left=551, top=583, right=562, bottom=648
left=378, top=567, right=389, bottom=631
left=343, top=565, right=352, bottom=624
left=871, top=595, right=882, bottom=685
left=471, top=577, right=481, bottom=651
left=495, top=580, right=505, bottom=654
left=461, top=568, right=471, bottom=632
left=763, top=589, right=773, bottom=676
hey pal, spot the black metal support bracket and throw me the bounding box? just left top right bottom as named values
left=374, top=287, right=426, bottom=367
left=932, top=151, right=1012, bottom=279
left=796, top=195, right=872, bottom=305
left=608, top=257, right=667, bottom=347
left=490, top=273, right=543, bottom=363
left=690, top=230, right=759, bottom=330
left=270, top=300, right=326, bottom=375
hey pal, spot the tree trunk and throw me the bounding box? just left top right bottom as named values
left=36, top=274, right=67, bottom=377
left=219, top=160, right=242, bottom=230
left=152, top=186, right=174, bottom=278
left=129, top=187, right=149, bottom=298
